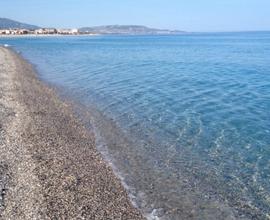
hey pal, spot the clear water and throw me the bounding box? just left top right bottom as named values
left=1, top=33, right=270, bottom=219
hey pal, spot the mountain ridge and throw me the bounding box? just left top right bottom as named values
left=79, top=25, right=185, bottom=35
left=0, top=18, right=40, bottom=30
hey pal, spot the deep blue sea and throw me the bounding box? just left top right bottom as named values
left=1, top=33, right=270, bottom=219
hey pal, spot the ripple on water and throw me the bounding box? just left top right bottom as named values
left=1, top=33, right=270, bottom=219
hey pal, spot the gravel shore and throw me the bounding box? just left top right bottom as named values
left=0, top=46, right=144, bottom=219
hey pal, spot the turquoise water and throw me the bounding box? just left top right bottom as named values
left=1, top=33, right=270, bottom=219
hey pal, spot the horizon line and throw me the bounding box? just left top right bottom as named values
left=1, top=17, right=270, bottom=33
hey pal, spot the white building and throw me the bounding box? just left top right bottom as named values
left=35, top=28, right=57, bottom=34
left=0, top=29, right=11, bottom=35
left=57, top=28, right=78, bottom=35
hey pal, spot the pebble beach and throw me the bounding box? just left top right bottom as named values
left=0, top=46, right=144, bottom=219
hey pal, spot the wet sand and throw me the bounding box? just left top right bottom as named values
left=0, top=46, right=144, bottom=219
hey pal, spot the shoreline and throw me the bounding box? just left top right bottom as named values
left=0, top=46, right=144, bottom=219
left=0, top=34, right=100, bottom=38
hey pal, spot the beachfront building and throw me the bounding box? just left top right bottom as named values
left=0, top=29, right=10, bottom=35
left=71, top=29, right=79, bottom=34
left=17, top=29, right=31, bottom=35
left=35, top=28, right=57, bottom=35
left=0, top=28, right=81, bottom=35
left=57, top=28, right=79, bottom=35
left=0, top=29, right=32, bottom=35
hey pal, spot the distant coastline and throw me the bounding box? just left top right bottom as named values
left=0, top=18, right=185, bottom=36
left=0, top=33, right=99, bottom=38
left=0, top=27, right=185, bottom=36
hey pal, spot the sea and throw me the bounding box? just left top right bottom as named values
left=1, top=32, right=270, bottom=219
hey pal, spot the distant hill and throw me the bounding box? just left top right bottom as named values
left=79, top=25, right=185, bottom=35
left=0, top=18, right=40, bottom=30
left=0, top=18, right=185, bottom=35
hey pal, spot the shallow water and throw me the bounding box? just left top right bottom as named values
left=1, top=33, right=270, bottom=219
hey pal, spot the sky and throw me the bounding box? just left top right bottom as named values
left=0, top=0, right=269, bottom=32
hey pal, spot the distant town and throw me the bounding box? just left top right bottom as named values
left=0, top=26, right=184, bottom=36
left=0, top=18, right=185, bottom=36
left=0, top=28, right=91, bottom=35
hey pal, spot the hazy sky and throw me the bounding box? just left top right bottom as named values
left=0, top=0, right=269, bottom=31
